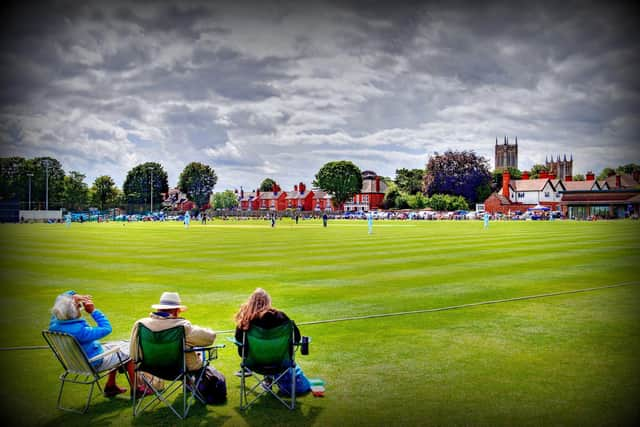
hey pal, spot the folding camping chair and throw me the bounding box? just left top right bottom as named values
left=229, top=320, right=300, bottom=410
left=42, top=330, right=131, bottom=414
left=132, top=324, right=223, bottom=419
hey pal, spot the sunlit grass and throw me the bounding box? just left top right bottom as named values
left=0, top=219, right=638, bottom=426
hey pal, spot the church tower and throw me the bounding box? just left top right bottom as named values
left=494, top=136, right=518, bottom=171
left=545, top=154, right=573, bottom=180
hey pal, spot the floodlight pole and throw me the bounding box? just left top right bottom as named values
left=27, top=173, right=33, bottom=210
left=148, top=167, right=153, bottom=214
left=42, top=160, right=51, bottom=210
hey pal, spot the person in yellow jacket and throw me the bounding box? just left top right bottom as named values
left=130, top=292, right=216, bottom=372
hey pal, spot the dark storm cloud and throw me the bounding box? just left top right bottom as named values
left=0, top=0, right=638, bottom=189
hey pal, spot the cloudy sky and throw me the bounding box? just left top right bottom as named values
left=1, top=0, right=638, bottom=191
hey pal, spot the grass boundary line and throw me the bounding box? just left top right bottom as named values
left=4, top=280, right=637, bottom=352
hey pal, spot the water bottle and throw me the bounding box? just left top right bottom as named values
left=301, top=336, right=309, bottom=355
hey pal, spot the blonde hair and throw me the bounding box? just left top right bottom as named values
left=234, top=288, right=272, bottom=330
left=51, top=294, right=80, bottom=321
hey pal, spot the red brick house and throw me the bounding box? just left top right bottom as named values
left=285, top=182, right=314, bottom=211
left=483, top=169, right=564, bottom=214
left=343, top=170, right=387, bottom=211
left=312, top=190, right=334, bottom=211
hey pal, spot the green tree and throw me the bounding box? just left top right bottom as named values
left=395, top=168, right=424, bottom=195
left=573, top=174, right=585, bottom=181
left=597, top=167, right=616, bottom=180
left=491, top=167, right=521, bottom=190
left=178, top=162, right=218, bottom=208
left=1, top=156, right=65, bottom=208
left=0, top=157, right=28, bottom=202
left=382, top=183, right=401, bottom=209
left=529, top=164, right=549, bottom=179
left=28, top=157, right=65, bottom=209
left=259, top=178, right=276, bottom=192
left=395, top=193, right=410, bottom=209
left=123, top=162, right=168, bottom=209
left=314, top=161, right=362, bottom=208
left=211, top=190, right=239, bottom=210
left=426, top=194, right=448, bottom=211
left=616, top=163, right=640, bottom=174
left=90, top=176, right=119, bottom=211
left=407, top=193, right=428, bottom=209
left=62, top=171, right=89, bottom=211
left=426, top=194, right=469, bottom=211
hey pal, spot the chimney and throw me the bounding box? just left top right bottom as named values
left=564, top=175, right=572, bottom=182
left=540, top=170, right=549, bottom=179
left=521, top=171, right=529, bottom=180
left=375, top=176, right=380, bottom=192
left=300, top=183, right=305, bottom=193
left=586, top=171, right=595, bottom=181
left=502, top=169, right=511, bottom=199
left=256, top=189, right=260, bottom=197
left=615, top=174, right=621, bottom=188
left=294, top=184, right=298, bottom=192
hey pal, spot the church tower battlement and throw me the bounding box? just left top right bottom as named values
left=545, top=154, right=573, bottom=180
left=494, top=136, right=518, bottom=171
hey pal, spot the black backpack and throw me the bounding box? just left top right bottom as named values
left=197, top=367, right=227, bottom=404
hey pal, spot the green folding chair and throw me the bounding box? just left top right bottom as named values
left=42, top=330, right=131, bottom=414
left=132, top=324, right=223, bottom=419
left=229, top=320, right=299, bottom=410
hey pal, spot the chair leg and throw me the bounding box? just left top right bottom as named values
left=56, top=374, right=101, bottom=414
left=290, top=366, right=296, bottom=410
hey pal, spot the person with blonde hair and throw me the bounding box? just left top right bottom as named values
left=234, top=288, right=302, bottom=378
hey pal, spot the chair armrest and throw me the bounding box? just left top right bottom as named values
left=88, top=345, right=121, bottom=363
left=185, top=344, right=225, bottom=352
left=226, top=336, right=243, bottom=347
left=186, top=344, right=225, bottom=363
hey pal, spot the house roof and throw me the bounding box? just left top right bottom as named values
left=239, top=191, right=257, bottom=202
left=604, top=174, right=640, bottom=189
left=312, top=190, right=332, bottom=199
left=562, top=181, right=599, bottom=191
left=259, top=192, right=285, bottom=200
left=286, top=190, right=313, bottom=200
left=510, top=178, right=554, bottom=192
left=560, top=189, right=640, bottom=205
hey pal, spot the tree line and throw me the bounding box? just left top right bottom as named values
left=2, top=153, right=637, bottom=213
left=0, top=158, right=217, bottom=212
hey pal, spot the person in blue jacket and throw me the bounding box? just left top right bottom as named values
left=49, top=291, right=138, bottom=398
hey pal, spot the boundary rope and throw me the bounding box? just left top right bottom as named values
left=3, top=280, right=637, bottom=352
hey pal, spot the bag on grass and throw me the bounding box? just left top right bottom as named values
left=136, top=371, right=164, bottom=391
left=197, top=366, right=227, bottom=404
left=276, top=365, right=310, bottom=396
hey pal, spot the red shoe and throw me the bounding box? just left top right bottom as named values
left=134, top=386, right=155, bottom=398
left=104, top=385, right=127, bottom=397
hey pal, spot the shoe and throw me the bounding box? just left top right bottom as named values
left=104, top=385, right=127, bottom=397
left=133, top=386, right=155, bottom=399
left=234, top=367, right=252, bottom=377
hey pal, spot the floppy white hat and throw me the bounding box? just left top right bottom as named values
left=151, top=292, right=187, bottom=311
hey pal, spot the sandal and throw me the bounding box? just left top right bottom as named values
left=104, top=385, right=127, bottom=397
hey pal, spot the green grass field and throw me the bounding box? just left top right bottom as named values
left=0, top=219, right=639, bottom=426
